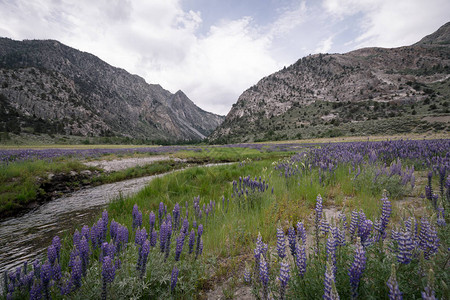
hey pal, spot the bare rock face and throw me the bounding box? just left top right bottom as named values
left=210, top=22, right=450, bottom=143
left=0, top=38, right=224, bottom=142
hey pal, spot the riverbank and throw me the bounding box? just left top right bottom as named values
left=0, top=158, right=187, bottom=220
left=0, top=147, right=293, bottom=220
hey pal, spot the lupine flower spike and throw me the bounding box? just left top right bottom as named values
left=259, top=254, right=269, bottom=300
left=101, top=256, right=115, bottom=300
left=348, top=238, right=366, bottom=299
left=324, top=261, right=340, bottom=300
left=171, top=266, right=179, bottom=293
left=387, top=264, right=402, bottom=300
left=278, top=260, right=290, bottom=300
left=277, top=224, right=286, bottom=259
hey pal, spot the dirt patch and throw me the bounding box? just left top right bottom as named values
left=422, top=115, right=450, bottom=123
left=83, top=156, right=185, bottom=172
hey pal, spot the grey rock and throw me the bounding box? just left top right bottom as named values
left=209, top=22, right=450, bottom=142
left=0, top=38, right=224, bottom=141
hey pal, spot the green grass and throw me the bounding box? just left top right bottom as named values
left=2, top=143, right=447, bottom=299
left=0, top=159, right=93, bottom=216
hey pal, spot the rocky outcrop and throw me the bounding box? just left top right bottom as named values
left=0, top=38, right=224, bottom=141
left=210, top=22, right=450, bottom=143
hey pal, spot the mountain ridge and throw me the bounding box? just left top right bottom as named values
left=209, top=22, right=450, bottom=143
left=0, top=37, right=224, bottom=143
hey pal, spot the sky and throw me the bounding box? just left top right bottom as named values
left=0, top=0, right=449, bottom=116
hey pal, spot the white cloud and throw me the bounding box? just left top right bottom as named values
left=322, top=0, right=450, bottom=48
left=315, top=36, right=334, bottom=53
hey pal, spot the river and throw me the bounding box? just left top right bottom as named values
left=0, top=163, right=229, bottom=276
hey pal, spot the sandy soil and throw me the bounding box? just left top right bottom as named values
left=84, top=156, right=185, bottom=172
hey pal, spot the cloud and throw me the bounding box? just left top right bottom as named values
left=315, top=36, right=334, bottom=53
left=322, top=0, right=450, bottom=48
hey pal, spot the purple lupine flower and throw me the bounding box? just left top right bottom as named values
left=52, top=236, right=61, bottom=263
left=387, top=264, right=402, bottom=300
left=116, top=225, right=129, bottom=253
left=159, top=221, right=168, bottom=253
left=171, top=266, right=179, bottom=293
left=102, top=209, right=108, bottom=227
left=326, top=234, right=337, bottom=275
left=195, top=224, right=203, bottom=260
left=320, top=219, right=330, bottom=236
left=259, top=254, right=269, bottom=299
left=138, top=240, right=150, bottom=278
left=348, top=238, right=366, bottom=299
left=164, top=220, right=173, bottom=261
left=135, top=227, right=147, bottom=247
left=296, top=221, right=307, bottom=245
left=277, top=225, right=286, bottom=259
left=52, top=263, right=61, bottom=282
left=101, top=242, right=115, bottom=261
left=379, top=196, right=392, bottom=239
left=48, top=245, right=57, bottom=265
left=436, top=207, right=446, bottom=227
left=158, top=202, right=164, bottom=225
left=199, top=237, right=203, bottom=256
left=81, top=225, right=90, bottom=242
left=397, top=229, right=414, bottom=264
left=315, top=195, right=323, bottom=223
left=243, top=265, right=252, bottom=284
left=115, top=258, right=121, bottom=270
left=33, top=259, right=41, bottom=279
left=70, top=256, right=82, bottom=290
left=132, top=204, right=139, bottom=226
left=73, top=229, right=81, bottom=250
left=30, top=279, right=42, bottom=300
left=90, top=224, right=99, bottom=250
left=132, top=204, right=142, bottom=230
left=101, top=256, right=115, bottom=300
left=41, top=260, right=52, bottom=300
left=79, top=236, right=90, bottom=276
left=181, top=218, right=189, bottom=235
left=422, top=287, right=437, bottom=300
left=419, top=217, right=440, bottom=259
left=110, top=220, right=118, bottom=242
left=150, top=229, right=158, bottom=247
left=188, top=229, right=195, bottom=254
left=294, top=242, right=307, bottom=277
left=315, top=195, right=323, bottom=252
left=173, top=203, right=180, bottom=229
left=323, top=261, right=340, bottom=300
left=336, top=225, right=346, bottom=247
left=358, top=218, right=373, bottom=247
left=278, top=261, right=290, bottom=300
left=349, top=210, right=359, bottom=238
left=175, top=233, right=185, bottom=261
left=288, top=226, right=296, bottom=257
left=149, top=211, right=156, bottom=233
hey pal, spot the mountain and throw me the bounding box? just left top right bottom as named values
left=0, top=38, right=224, bottom=143
left=209, top=22, right=450, bottom=143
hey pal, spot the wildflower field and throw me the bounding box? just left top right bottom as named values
left=1, top=139, right=449, bottom=299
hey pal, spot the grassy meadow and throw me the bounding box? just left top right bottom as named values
left=1, top=138, right=449, bottom=299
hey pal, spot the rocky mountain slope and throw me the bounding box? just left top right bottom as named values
left=0, top=38, right=224, bottom=143
left=210, top=22, right=450, bottom=143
